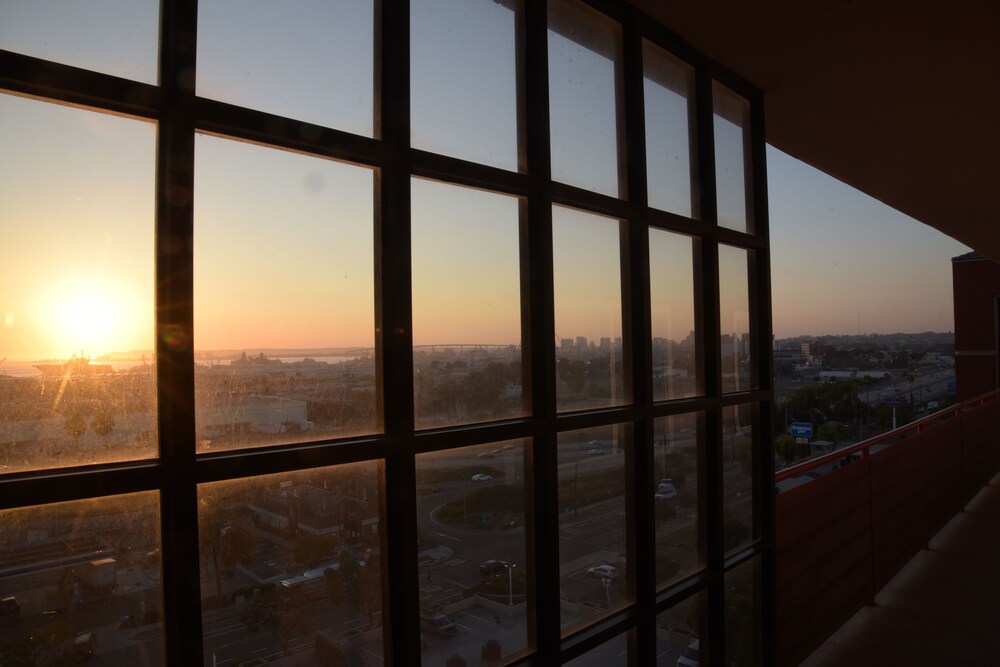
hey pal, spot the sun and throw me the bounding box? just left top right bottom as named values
left=39, top=277, right=144, bottom=358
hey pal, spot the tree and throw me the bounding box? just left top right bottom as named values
left=774, top=434, right=797, bottom=466
left=240, top=585, right=277, bottom=632
left=65, top=410, right=88, bottom=446
left=199, top=502, right=258, bottom=597
left=93, top=409, right=115, bottom=451
left=217, top=521, right=257, bottom=575
left=292, top=532, right=339, bottom=568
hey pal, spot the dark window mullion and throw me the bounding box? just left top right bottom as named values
left=523, top=0, right=559, bottom=662
left=377, top=2, right=420, bottom=665
left=621, top=13, right=655, bottom=667
left=747, top=91, right=777, bottom=667
left=693, top=64, right=728, bottom=666
left=156, top=1, right=201, bottom=666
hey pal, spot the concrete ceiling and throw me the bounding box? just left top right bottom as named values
left=635, top=0, right=999, bottom=261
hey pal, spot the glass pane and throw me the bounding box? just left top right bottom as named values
left=723, top=404, right=754, bottom=553
left=644, top=41, right=697, bottom=217
left=558, top=425, right=630, bottom=634
left=411, top=0, right=520, bottom=170
left=565, top=630, right=628, bottom=665
left=725, top=558, right=759, bottom=667
left=713, top=82, right=753, bottom=232
left=0, top=492, right=163, bottom=664
left=553, top=206, right=626, bottom=411
left=548, top=0, right=623, bottom=197
left=194, top=136, right=376, bottom=452
left=0, top=1, right=158, bottom=84
left=656, top=590, right=705, bottom=666
left=411, top=179, right=524, bottom=428
left=415, top=440, right=529, bottom=663
left=719, top=245, right=752, bottom=393
left=0, top=94, right=156, bottom=474
left=654, top=413, right=703, bottom=587
left=650, top=229, right=699, bottom=400
left=197, top=0, right=374, bottom=137
left=199, top=463, right=383, bottom=666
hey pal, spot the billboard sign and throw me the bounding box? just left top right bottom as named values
left=790, top=422, right=813, bottom=438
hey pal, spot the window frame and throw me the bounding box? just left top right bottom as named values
left=0, top=0, right=775, bottom=664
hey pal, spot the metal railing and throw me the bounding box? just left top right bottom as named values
left=774, top=389, right=1000, bottom=667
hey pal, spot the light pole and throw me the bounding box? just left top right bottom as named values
left=503, top=561, right=516, bottom=606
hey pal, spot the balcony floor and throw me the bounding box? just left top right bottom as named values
left=802, top=470, right=1000, bottom=666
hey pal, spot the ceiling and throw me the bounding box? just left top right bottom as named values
left=635, top=0, right=999, bottom=261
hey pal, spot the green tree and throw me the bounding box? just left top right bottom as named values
left=817, top=423, right=840, bottom=445
left=774, top=434, right=797, bottom=466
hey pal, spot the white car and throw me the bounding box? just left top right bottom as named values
left=471, top=473, right=493, bottom=482
left=658, top=479, right=678, bottom=499
left=586, top=564, right=618, bottom=580
left=676, top=639, right=699, bottom=667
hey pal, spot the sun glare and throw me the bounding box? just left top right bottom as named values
left=40, top=277, right=145, bottom=358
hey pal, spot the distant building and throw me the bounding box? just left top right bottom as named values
left=248, top=484, right=378, bottom=541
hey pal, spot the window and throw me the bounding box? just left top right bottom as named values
left=0, top=2, right=771, bottom=664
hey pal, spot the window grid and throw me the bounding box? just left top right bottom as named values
left=0, top=0, right=774, bottom=665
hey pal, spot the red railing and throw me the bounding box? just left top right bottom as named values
left=774, top=389, right=1000, bottom=667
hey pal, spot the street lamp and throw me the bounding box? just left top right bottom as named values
left=503, top=561, right=516, bottom=606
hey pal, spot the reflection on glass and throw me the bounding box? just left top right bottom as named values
left=194, top=136, right=377, bottom=452
left=565, top=630, right=628, bottom=665
left=548, top=0, right=623, bottom=197
left=197, top=0, right=374, bottom=136
left=0, top=493, right=163, bottom=664
left=558, top=425, right=629, bottom=634
left=719, top=245, right=752, bottom=393
left=0, top=94, right=157, bottom=474
left=654, top=413, right=703, bottom=587
left=713, top=82, right=753, bottom=232
left=725, top=558, right=759, bottom=666
left=411, top=179, right=524, bottom=428
left=553, top=206, right=626, bottom=411
left=644, top=41, right=697, bottom=217
left=415, top=441, right=529, bottom=663
left=655, top=590, right=705, bottom=666
left=650, top=230, right=698, bottom=400
left=0, top=1, right=158, bottom=84
left=411, top=0, right=520, bottom=170
left=199, top=463, right=383, bottom=666
left=723, top=404, right=754, bottom=553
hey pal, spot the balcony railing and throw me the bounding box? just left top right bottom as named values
left=774, top=389, right=1000, bottom=667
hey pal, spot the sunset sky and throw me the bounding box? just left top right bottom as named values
left=0, top=1, right=973, bottom=363
left=0, top=90, right=971, bottom=362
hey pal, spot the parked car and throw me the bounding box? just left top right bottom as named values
left=73, top=631, right=97, bottom=659
left=479, top=560, right=507, bottom=577
left=420, top=612, right=456, bottom=637
left=676, top=639, right=699, bottom=666
left=588, top=448, right=606, bottom=456
left=657, top=479, right=678, bottom=499
left=586, top=564, right=618, bottom=580
left=0, top=596, right=19, bottom=617
left=471, top=473, right=493, bottom=482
